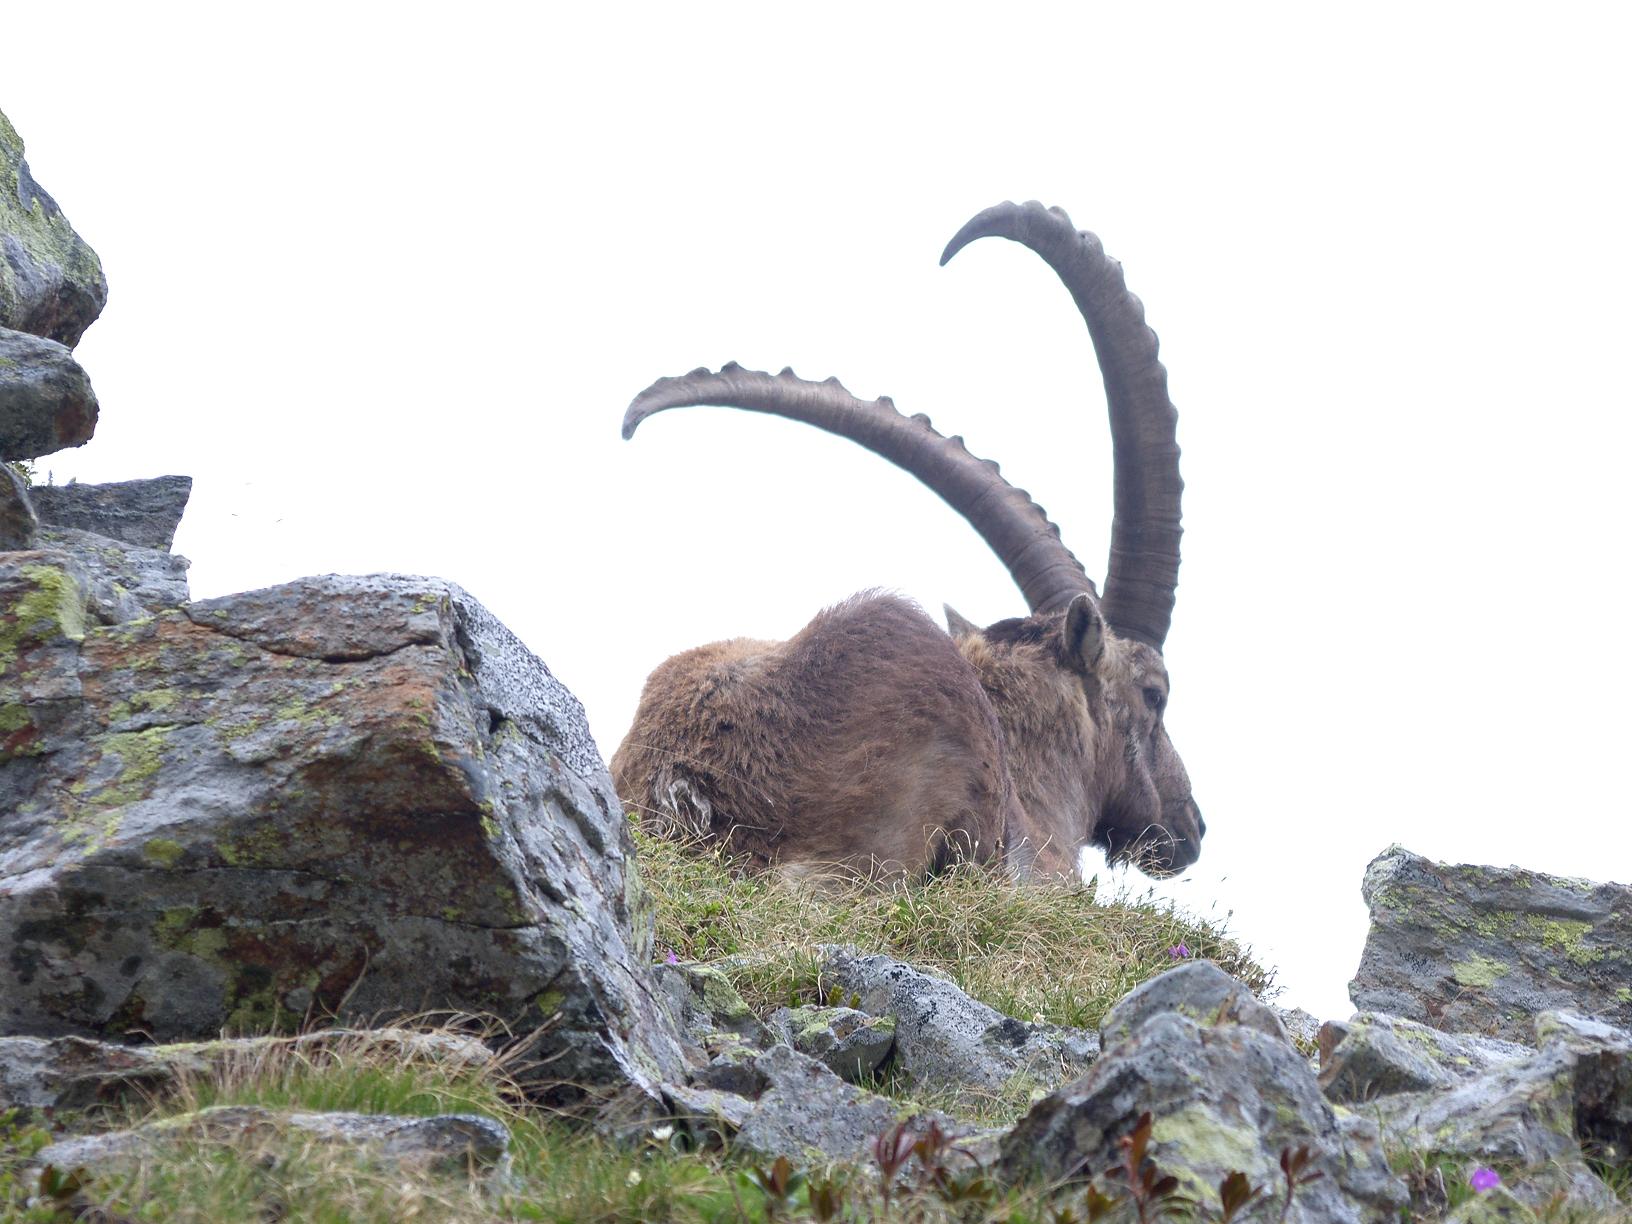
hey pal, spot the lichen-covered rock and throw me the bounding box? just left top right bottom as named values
left=33, top=1105, right=510, bottom=1178
left=0, top=1027, right=494, bottom=1118
left=1099, top=959, right=1288, bottom=1049
left=819, top=947, right=1097, bottom=1096
left=768, top=1005, right=896, bottom=1083
left=0, top=569, right=688, bottom=1108
left=30, top=476, right=192, bottom=551
left=655, top=961, right=774, bottom=1052
left=1, top=464, right=36, bottom=550
left=0, top=326, right=97, bottom=461
left=1367, top=1010, right=1630, bottom=1216
left=0, top=109, right=107, bottom=348
left=1318, top=1012, right=1533, bottom=1101
left=34, top=528, right=190, bottom=620
left=1351, top=846, right=1632, bottom=1041
left=999, top=967, right=1407, bottom=1223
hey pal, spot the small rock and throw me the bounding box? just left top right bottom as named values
left=819, top=946, right=1097, bottom=1095
left=655, top=961, right=774, bottom=1051
left=33, top=1105, right=510, bottom=1178
left=1100, top=959, right=1289, bottom=1050
left=1318, top=1012, right=1533, bottom=1101
left=768, top=1005, right=895, bottom=1083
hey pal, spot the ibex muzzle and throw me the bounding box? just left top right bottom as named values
left=612, top=201, right=1201, bottom=882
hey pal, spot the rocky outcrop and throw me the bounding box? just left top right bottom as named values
left=30, top=476, right=192, bottom=550
left=1, top=108, right=107, bottom=348
left=1336, top=1010, right=1631, bottom=1217
left=0, top=568, right=689, bottom=1108
left=1, top=464, right=35, bottom=550
left=767, top=1004, right=896, bottom=1084
left=1000, top=961, right=1407, bottom=1223
left=1351, top=845, right=1632, bottom=1041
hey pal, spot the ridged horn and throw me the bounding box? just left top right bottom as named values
left=942, top=200, right=1183, bottom=651
left=624, top=363, right=1096, bottom=616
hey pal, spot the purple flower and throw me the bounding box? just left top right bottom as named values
left=1470, top=1167, right=1501, bottom=1193
left=664, top=950, right=679, bottom=965
left=1167, top=943, right=1191, bottom=959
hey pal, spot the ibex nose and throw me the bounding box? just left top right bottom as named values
left=1194, top=805, right=1206, bottom=840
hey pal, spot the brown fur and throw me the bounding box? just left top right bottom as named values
left=612, top=591, right=1203, bottom=881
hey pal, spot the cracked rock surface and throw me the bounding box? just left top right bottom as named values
left=0, top=566, right=688, bottom=1108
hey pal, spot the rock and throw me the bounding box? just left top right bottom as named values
left=0, top=109, right=108, bottom=347
left=664, top=1043, right=901, bottom=1162
left=33, top=1105, right=509, bottom=1178
left=30, top=476, right=192, bottom=551
left=1351, top=846, right=1632, bottom=1041
left=1367, top=1010, right=1631, bottom=1216
left=768, top=1005, right=896, bottom=1083
left=655, top=961, right=774, bottom=1052
left=819, top=947, right=1097, bottom=1097
left=0, top=568, right=689, bottom=1109
left=0, top=1027, right=495, bottom=1118
left=998, top=965, right=1407, bottom=1223
left=0, top=326, right=98, bottom=461
left=36, top=528, right=190, bottom=619
left=1318, top=1011, right=1533, bottom=1101
left=1100, top=959, right=1288, bottom=1049
left=1, top=464, right=36, bottom=550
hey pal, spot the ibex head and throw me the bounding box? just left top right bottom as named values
left=619, top=201, right=1202, bottom=880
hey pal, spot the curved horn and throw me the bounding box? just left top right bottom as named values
left=624, top=363, right=1095, bottom=615
left=942, top=201, right=1183, bottom=651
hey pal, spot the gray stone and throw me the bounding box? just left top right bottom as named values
left=0, top=109, right=107, bottom=348
left=664, top=1043, right=900, bottom=1162
left=1100, top=959, right=1289, bottom=1050
left=37, top=527, right=191, bottom=618
left=0, top=1028, right=495, bottom=1118
left=0, top=326, right=97, bottom=461
left=0, top=567, right=689, bottom=1110
left=655, top=961, right=774, bottom=1052
left=999, top=976, right=1407, bottom=1223
left=31, top=476, right=193, bottom=551
left=1318, top=1011, right=1533, bottom=1102
left=1350, top=846, right=1632, bottom=1041
left=819, top=946, right=1097, bottom=1096
left=768, top=1005, right=896, bottom=1083
left=1367, top=1010, right=1631, bottom=1216
left=34, top=1105, right=509, bottom=1177
left=1, top=464, right=35, bottom=550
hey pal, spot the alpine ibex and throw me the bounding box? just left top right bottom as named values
left=612, top=201, right=1202, bottom=881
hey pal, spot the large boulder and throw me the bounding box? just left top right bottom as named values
left=0, top=326, right=98, bottom=461
left=0, top=109, right=107, bottom=348
left=0, top=567, right=689, bottom=1108
left=998, top=962, right=1406, bottom=1223
left=1350, top=846, right=1632, bottom=1041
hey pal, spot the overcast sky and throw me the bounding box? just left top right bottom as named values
left=7, top=3, right=1629, bottom=1020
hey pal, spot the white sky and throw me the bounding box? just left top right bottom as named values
left=7, top=3, right=1629, bottom=1021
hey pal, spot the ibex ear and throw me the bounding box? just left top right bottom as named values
left=944, top=604, right=980, bottom=640
left=1063, top=593, right=1106, bottom=673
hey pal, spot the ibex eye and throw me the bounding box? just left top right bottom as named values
left=1143, top=688, right=1164, bottom=712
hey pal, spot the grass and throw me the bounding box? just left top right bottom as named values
left=636, top=826, right=1274, bottom=1032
